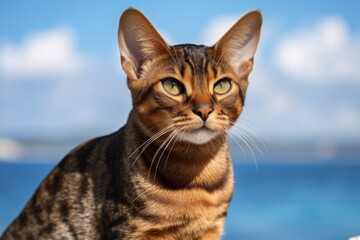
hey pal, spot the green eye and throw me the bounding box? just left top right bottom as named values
left=162, top=78, right=184, bottom=96
left=214, top=78, right=232, bottom=95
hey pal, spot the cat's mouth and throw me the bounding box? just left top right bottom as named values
left=192, top=126, right=213, bottom=133
left=179, top=126, right=218, bottom=145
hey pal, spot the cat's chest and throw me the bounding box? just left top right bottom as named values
left=128, top=178, right=234, bottom=239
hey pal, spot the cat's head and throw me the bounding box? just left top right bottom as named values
left=118, top=8, right=262, bottom=145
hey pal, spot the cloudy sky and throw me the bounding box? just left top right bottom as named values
left=1, top=0, right=359, bottom=144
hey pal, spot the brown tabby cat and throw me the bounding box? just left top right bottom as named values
left=1, top=8, right=262, bottom=240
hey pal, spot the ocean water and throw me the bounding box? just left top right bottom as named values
left=0, top=160, right=359, bottom=240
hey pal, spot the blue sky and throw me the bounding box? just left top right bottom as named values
left=1, top=0, right=360, bottom=146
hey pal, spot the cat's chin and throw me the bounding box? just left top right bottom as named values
left=179, top=127, right=219, bottom=145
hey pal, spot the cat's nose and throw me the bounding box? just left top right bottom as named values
left=193, top=103, right=213, bottom=122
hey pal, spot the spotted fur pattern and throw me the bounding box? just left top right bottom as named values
left=2, top=8, right=262, bottom=240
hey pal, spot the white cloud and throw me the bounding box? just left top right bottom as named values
left=246, top=90, right=360, bottom=140
left=0, top=138, right=22, bottom=161
left=201, top=13, right=277, bottom=49
left=201, top=15, right=238, bottom=46
left=0, top=27, right=132, bottom=141
left=245, top=98, right=360, bottom=141
left=332, top=105, right=360, bottom=132
left=275, top=16, right=360, bottom=83
left=242, top=61, right=360, bottom=141
left=0, top=27, right=85, bottom=79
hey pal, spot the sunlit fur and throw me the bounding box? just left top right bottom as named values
left=2, top=8, right=262, bottom=240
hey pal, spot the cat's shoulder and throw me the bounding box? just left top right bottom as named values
left=57, top=127, right=126, bottom=171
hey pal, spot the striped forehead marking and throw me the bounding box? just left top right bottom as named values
left=174, top=44, right=212, bottom=91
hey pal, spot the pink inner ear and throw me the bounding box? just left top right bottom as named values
left=121, top=56, right=139, bottom=80
left=227, top=35, right=260, bottom=65
left=119, top=22, right=145, bottom=74
left=118, top=9, right=170, bottom=81
left=236, top=60, right=253, bottom=79
left=122, top=29, right=141, bottom=69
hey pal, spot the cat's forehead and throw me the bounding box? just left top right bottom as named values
left=173, top=44, right=211, bottom=75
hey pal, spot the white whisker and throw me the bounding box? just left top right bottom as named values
left=227, top=130, right=247, bottom=158
left=163, top=127, right=185, bottom=171
left=231, top=130, right=258, bottom=168
left=237, top=119, right=274, bottom=148
left=148, top=130, right=178, bottom=181
left=154, top=128, right=182, bottom=181
left=129, top=125, right=175, bottom=167
left=229, top=119, right=272, bottom=154
left=230, top=127, right=264, bottom=155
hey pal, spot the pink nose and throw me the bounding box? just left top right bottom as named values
left=193, top=103, right=213, bottom=122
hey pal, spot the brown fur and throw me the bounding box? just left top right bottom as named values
left=1, top=8, right=262, bottom=240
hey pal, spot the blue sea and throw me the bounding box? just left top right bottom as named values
left=1, top=159, right=359, bottom=240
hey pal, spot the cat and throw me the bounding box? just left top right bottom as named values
left=1, top=8, right=262, bottom=240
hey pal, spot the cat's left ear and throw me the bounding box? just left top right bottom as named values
left=214, top=11, right=262, bottom=77
left=118, top=8, right=170, bottom=80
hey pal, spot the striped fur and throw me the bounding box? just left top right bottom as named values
left=2, top=8, right=261, bottom=240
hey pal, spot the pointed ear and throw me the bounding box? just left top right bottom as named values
left=214, top=11, right=262, bottom=77
left=118, top=8, right=169, bottom=80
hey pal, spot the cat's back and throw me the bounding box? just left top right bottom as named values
left=1, top=127, right=131, bottom=239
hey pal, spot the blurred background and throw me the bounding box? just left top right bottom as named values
left=0, top=0, right=359, bottom=239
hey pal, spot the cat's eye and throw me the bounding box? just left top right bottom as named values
left=214, top=78, right=232, bottom=95
left=162, top=78, right=184, bottom=96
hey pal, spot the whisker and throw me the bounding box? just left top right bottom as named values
left=238, top=126, right=269, bottom=153
left=230, top=127, right=264, bottom=155
left=236, top=119, right=274, bottom=148
left=230, top=130, right=258, bottom=169
left=227, top=129, right=247, bottom=158
left=130, top=125, right=175, bottom=167
left=128, top=125, right=173, bottom=160
left=229, top=120, right=270, bottom=150
left=154, top=128, right=182, bottom=181
left=148, top=130, right=178, bottom=181
left=163, top=127, right=185, bottom=171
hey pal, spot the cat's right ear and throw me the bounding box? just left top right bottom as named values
left=118, top=8, right=169, bottom=80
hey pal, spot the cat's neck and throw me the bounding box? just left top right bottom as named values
left=123, top=110, right=232, bottom=189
